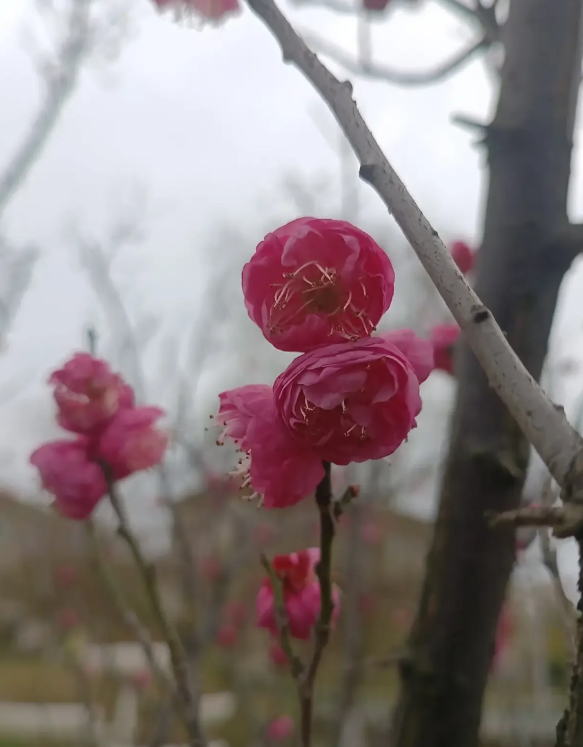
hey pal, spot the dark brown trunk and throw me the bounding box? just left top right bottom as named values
left=390, top=2, right=583, bottom=746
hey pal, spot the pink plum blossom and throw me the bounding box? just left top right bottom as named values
left=429, top=324, right=460, bottom=376
left=216, top=624, right=238, bottom=649
left=266, top=715, right=295, bottom=742
left=256, top=549, right=341, bottom=640
left=269, top=641, right=288, bottom=669
left=49, top=353, right=134, bottom=435
left=491, top=605, right=513, bottom=671
left=217, top=385, right=324, bottom=508
left=450, top=240, right=476, bottom=275
left=273, top=332, right=433, bottom=465
left=242, top=217, right=395, bottom=352
left=151, top=0, right=240, bottom=21
left=96, top=407, right=168, bottom=480
left=30, top=439, right=106, bottom=520
left=224, top=600, right=248, bottom=626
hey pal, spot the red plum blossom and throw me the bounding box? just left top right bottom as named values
left=243, top=218, right=395, bottom=352
left=450, top=240, right=476, bottom=276
left=266, top=715, right=295, bottom=742
left=50, top=352, right=134, bottom=435
left=256, top=548, right=340, bottom=640
left=273, top=332, right=433, bottom=465
left=96, top=406, right=168, bottom=480
left=429, top=323, right=460, bottom=376
left=151, top=0, right=240, bottom=21
left=30, top=439, right=106, bottom=520
left=31, top=354, right=168, bottom=520
left=217, top=386, right=325, bottom=508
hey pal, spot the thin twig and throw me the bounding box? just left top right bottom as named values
left=87, top=521, right=176, bottom=695
left=0, top=0, right=93, bottom=217
left=301, top=462, right=335, bottom=747
left=106, top=479, right=207, bottom=747
left=244, top=0, right=583, bottom=492
left=301, top=30, right=489, bottom=86
left=538, top=478, right=576, bottom=656
left=260, top=554, right=305, bottom=680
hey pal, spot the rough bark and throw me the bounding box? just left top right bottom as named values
left=390, top=2, right=583, bottom=747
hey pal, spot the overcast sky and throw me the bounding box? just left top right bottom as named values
left=1, top=0, right=583, bottom=575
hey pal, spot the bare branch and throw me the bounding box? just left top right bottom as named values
left=301, top=30, right=490, bottom=86
left=106, top=477, right=207, bottom=747
left=0, top=0, right=92, bottom=217
left=87, top=521, right=176, bottom=695
left=245, top=0, right=583, bottom=492
left=290, top=0, right=360, bottom=15
left=537, top=478, right=576, bottom=656
left=436, top=0, right=500, bottom=42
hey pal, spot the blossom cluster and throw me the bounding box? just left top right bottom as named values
left=214, top=217, right=473, bottom=642
left=218, top=217, right=452, bottom=510
left=30, top=353, right=167, bottom=520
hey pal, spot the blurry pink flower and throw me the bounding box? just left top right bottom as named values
left=429, top=324, right=460, bottom=376
left=516, top=525, right=538, bottom=553
left=218, top=385, right=324, bottom=508
left=243, top=217, right=395, bottom=352
left=273, top=332, right=433, bottom=465
left=450, top=240, right=476, bottom=275
left=224, top=600, right=248, bottom=626
left=30, top=439, right=106, bottom=520
left=266, top=715, right=295, bottom=742
left=49, top=353, right=134, bottom=435
left=492, top=605, right=513, bottom=671
left=151, top=0, right=240, bottom=21
left=256, top=549, right=341, bottom=640
left=359, top=592, right=377, bottom=618
left=96, top=407, right=167, bottom=480
left=216, top=624, right=238, bottom=649
left=54, top=564, right=78, bottom=588
left=131, top=669, right=152, bottom=692
left=200, top=556, right=222, bottom=582
left=269, top=642, right=289, bottom=669
left=361, top=521, right=383, bottom=545
left=58, top=608, right=80, bottom=630
left=363, top=0, right=392, bottom=10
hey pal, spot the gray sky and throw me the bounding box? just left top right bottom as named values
left=1, top=0, right=583, bottom=571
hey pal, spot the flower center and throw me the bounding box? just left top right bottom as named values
left=297, top=393, right=369, bottom=444
left=268, top=261, right=374, bottom=339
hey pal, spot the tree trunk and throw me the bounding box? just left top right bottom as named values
left=390, top=2, right=583, bottom=746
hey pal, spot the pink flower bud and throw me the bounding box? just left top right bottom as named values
left=429, top=324, right=460, bottom=377
left=256, top=549, right=341, bottom=640
left=267, top=716, right=295, bottom=742
left=450, top=241, right=476, bottom=276
left=269, top=642, right=289, bottom=669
